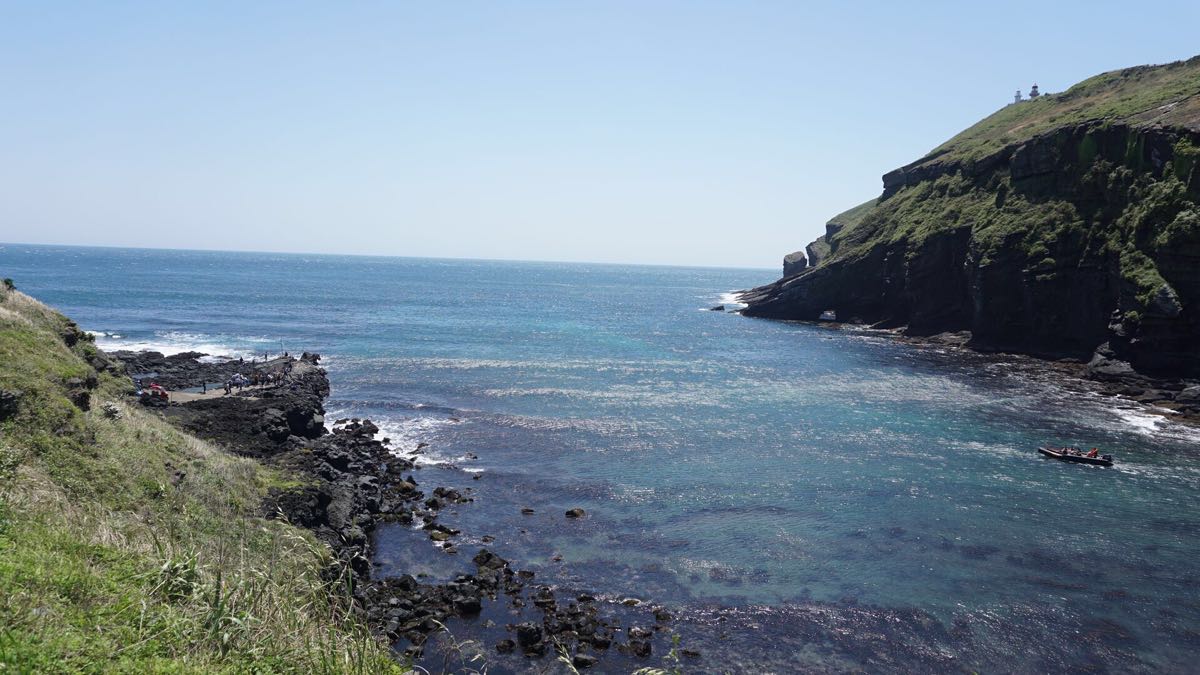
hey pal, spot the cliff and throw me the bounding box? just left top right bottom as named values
left=744, top=56, right=1200, bottom=378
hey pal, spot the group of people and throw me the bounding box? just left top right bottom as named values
left=134, top=379, right=169, bottom=402
left=222, top=367, right=289, bottom=395
left=1060, top=447, right=1103, bottom=458
left=223, top=373, right=249, bottom=395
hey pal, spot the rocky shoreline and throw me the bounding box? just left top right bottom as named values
left=912, top=333, right=1200, bottom=429
left=114, top=334, right=1197, bottom=671
left=754, top=320, right=1200, bottom=429
left=110, top=350, right=671, bottom=670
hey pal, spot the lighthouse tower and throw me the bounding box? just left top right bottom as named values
left=1029, top=83, right=1041, bottom=99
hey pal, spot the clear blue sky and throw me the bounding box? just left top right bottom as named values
left=2, top=1, right=1197, bottom=269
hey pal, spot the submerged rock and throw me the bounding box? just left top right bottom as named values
left=516, top=622, right=543, bottom=648
left=573, top=653, right=599, bottom=669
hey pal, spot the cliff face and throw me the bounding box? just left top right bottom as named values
left=742, top=62, right=1200, bottom=377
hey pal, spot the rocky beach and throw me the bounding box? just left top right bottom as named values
left=110, top=349, right=675, bottom=671
left=733, top=319, right=1200, bottom=429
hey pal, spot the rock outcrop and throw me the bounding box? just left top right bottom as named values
left=783, top=251, right=808, bottom=277
left=154, top=358, right=329, bottom=457
left=111, top=350, right=257, bottom=389
left=742, top=57, right=1200, bottom=379
left=0, top=389, right=21, bottom=421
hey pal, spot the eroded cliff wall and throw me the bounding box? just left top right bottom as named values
left=742, top=121, right=1200, bottom=376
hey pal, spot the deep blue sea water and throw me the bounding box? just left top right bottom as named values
left=4, top=243, right=1200, bottom=672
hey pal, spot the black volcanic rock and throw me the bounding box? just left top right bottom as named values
left=0, top=389, right=21, bottom=420
left=110, top=351, right=245, bottom=390
left=742, top=121, right=1200, bottom=378
left=105, top=346, right=652, bottom=671
left=516, top=622, right=543, bottom=648
left=782, top=250, right=808, bottom=277
left=162, top=360, right=329, bottom=457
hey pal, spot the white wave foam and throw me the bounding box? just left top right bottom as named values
left=325, top=412, right=475, bottom=469
left=370, top=416, right=457, bottom=453
left=90, top=329, right=276, bottom=360
left=1107, top=404, right=1200, bottom=445
left=717, top=291, right=747, bottom=310
left=1113, top=408, right=1163, bottom=435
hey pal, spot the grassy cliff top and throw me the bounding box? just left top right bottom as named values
left=828, top=198, right=879, bottom=230
left=822, top=198, right=880, bottom=253
left=0, top=283, right=402, bottom=673
left=929, top=55, right=1200, bottom=163
left=801, top=55, right=1200, bottom=271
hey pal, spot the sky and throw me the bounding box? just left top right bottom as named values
left=2, top=1, right=1198, bottom=269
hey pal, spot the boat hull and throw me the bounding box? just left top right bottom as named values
left=1038, top=446, right=1113, bottom=467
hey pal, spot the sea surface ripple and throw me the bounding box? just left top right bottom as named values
left=5, top=244, right=1200, bottom=672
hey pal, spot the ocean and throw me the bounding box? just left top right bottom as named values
left=4, top=243, right=1200, bottom=672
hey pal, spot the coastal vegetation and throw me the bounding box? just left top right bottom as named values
left=930, top=55, right=1200, bottom=162
left=744, top=55, right=1200, bottom=379
left=0, top=285, right=402, bottom=672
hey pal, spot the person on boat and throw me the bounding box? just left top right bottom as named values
left=1087, top=448, right=1099, bottom=458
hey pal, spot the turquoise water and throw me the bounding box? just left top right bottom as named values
left=4, top=243, right=1200, bottom=671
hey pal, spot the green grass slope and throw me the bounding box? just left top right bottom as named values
left=930, top=55, right=1200, bottom=163
left=802, top=55, right=1200, bottom=267
left=0, top=284, right=402, bottom=673
left=831, top=136, right=1199, bottom=301
left=752, top=56, right=1200, bottom=373
left=809, top=57, right=1200, bottom=291
left=828, top=198, right=878, bottom=232
left=820, top=198, right=880, bottom=258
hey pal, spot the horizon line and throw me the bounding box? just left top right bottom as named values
left=0, top=240, right=777, bottom=274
